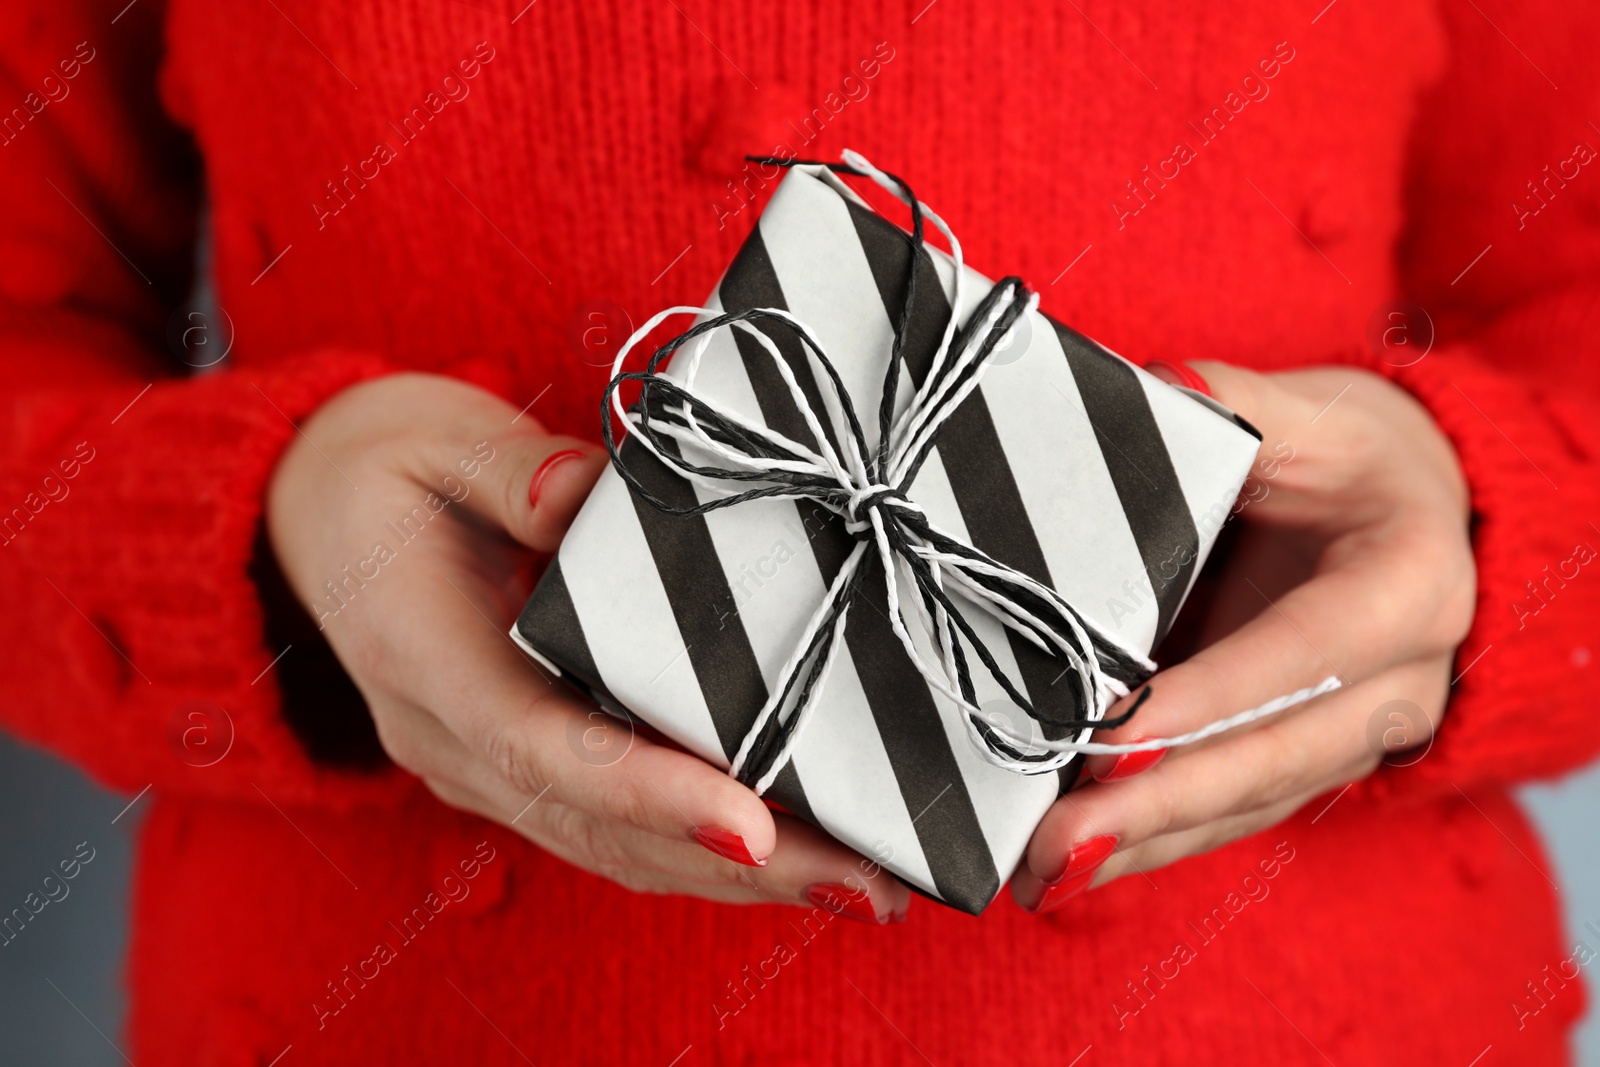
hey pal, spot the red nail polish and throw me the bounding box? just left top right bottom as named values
left=1027, top=869, right=1095, bottom=915
left=1094, top=748, right=1166, bottom=782
left=805, top=883, right=885, bottom=925
left=1145, top=360, right=1212, bottom=397
left=528, top=449, right=586, bottom=510
left=691, top=826, right=767, bottom=867
left=1044, top=834, right=1119, bottom=886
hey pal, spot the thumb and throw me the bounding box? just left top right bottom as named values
left=454, top=430, right=608, bottom=553
left=1178, top=360, right=1364, bottom=449
left=1177, top=360, right=1305, bottom=441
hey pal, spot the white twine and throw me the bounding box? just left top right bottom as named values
left=607, top=151, right=1343, bottom=793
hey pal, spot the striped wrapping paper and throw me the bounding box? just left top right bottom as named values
left=512, top=165, right=1262, bottom=914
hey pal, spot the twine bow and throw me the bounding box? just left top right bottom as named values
left=602, top=152, right=1167, bottom=795
left=602, top=152, right=1341, bottom=796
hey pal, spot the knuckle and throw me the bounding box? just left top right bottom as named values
left=421, top=776, right=475, bottom=813
left=1339, top=405, right=1388, bottom=467
left=548, top=804, right=633, bottom=873
left=340, top=627, right=401, bottom=689
left=1174, top=658, right=1228, bottom=711
left=501, top=446, right=536, bottom=524
left=601, top=865, right=664, bottom=895
left=1243, top=729, right=1304, bottom=810
left=370, top=713, right=428, bottom=774
left=484, top=725, right=550, bottom=796
left=603, top=774, right=662, bottom=832
left=1145, top=776, right=1183, bottom=838
left=1400, top=531, right=1476, bottom=655
left=1432, top=549, right=1478, bottom=651
left=694, top=860, right=752, bottom=893
left=369, top=717, right=412, bottom=768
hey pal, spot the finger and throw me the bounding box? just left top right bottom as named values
left=376, top=373, right=606, bottom=553
left=1010, top=789, right=1311, bottom=914
left=413, top=726, right=912, bottom=922
left=1026, top=658, right=1447, bottom=889
left=419, top=772, right=783, bottom=906
left=372, top=571, right=781, bottom=864
left=1185, top=361, right=1323, bottom=456
left=392, top=700, right=782, bottom=889
left=429, top=428, right=607, bottom=553
left=1082, top=524, right=1447, bottom=782
left=1189, top=362, right=1468, bottom=525
left=1185, top=361, right=1350, bottom=527
left=304, top=372, right=604, bottom=555
left=1087, top=791, right=1310, bottom=890
left=521, top=803, right=914, bottom=922
left=487, top=682, right=783, bottom=863
left=753, top=814, right=913, bottom=922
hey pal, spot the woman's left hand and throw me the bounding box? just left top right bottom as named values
left=1012, top=362, right=1476, bottom=914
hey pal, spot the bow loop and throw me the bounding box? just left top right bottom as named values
left=600, top=152, right=1341, bottom=798
left=600, top=154, right=1164, bottom=796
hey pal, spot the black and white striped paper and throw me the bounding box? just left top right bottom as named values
left=513, top=166, right=1262, bottom=914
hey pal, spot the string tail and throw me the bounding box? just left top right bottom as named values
left=1031, top=675, right=1345, bottom=759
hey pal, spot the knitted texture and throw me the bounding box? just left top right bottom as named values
left=2, top=0, right=1597, bottom=1063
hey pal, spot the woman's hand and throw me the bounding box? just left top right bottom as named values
left=1012, top=363, right=1475, bottom=913
left=266, top=373, right=909, bottom=923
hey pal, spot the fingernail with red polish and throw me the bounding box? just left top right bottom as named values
left=1145, top=360, right=1213, bottom=398
left=1044, top=834, right=1119, bottom=886
left=1027, top=869, right=1097, bottom=915
left=528, top=449, right=586, bottom=510
left=1094, top=748, right=1166, bottom=782
left=691, top=826, right=767, bottom=867
left=805, top=883, right=885, bottom=925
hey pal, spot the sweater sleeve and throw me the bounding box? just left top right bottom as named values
left=1357, top=0, right=1600, bottom=800
left=0, top=3, right=406, bottom=807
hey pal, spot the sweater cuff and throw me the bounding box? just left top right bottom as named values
left=1340, top=344, right=1600, bottom=799
left=0, top=350, right=414, bottom=809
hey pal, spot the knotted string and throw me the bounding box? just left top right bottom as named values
left=602, top=151, right=1340, bottom=796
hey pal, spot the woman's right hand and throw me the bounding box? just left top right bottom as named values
left=265, top=372, right=910, bottom=923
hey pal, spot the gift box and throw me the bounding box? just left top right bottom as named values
left=512, top=162, right=1262, bottom=914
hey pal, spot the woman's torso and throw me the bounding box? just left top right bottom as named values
left=128, top=3, right=1579, bottom=1064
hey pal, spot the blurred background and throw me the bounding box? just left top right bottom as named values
left=2, top=729, right=1597, bottom=1063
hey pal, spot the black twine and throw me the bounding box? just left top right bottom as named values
left=601, top=158, right=1154, bottom=789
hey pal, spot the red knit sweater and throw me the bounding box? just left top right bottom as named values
left=4, top=1, right=1599, bottom=1063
